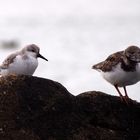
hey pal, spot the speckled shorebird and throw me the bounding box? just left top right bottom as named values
left=92, top=46, right=140, bottom=103
left=0, top=44, right=48, bottom=76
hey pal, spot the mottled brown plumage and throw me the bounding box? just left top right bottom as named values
left=1, top=53, right=17, bottom=69
left=92, top=45, right=140, bottom=104
left=92, top=51, right=123, bottom=72
left=92, top=46, right=140, bottom=72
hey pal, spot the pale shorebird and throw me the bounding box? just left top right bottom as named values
left=92, top=46, right=140, bottom=103
left=0, top=44, right=48, bottom=76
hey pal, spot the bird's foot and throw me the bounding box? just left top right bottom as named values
left=123, top=96, right=130, bottom=105
left=119, top=95, right=129, bottom=105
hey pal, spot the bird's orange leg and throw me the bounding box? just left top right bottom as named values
left=114, top=85, right=124, bottom=101
left=123, top=86, right=130, bottom=105
left=114, top=85, right=129, bottom=105
left=123, top=86, right=129, bottom=99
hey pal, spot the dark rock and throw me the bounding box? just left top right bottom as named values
left=0, top=75, right=139, bottom=140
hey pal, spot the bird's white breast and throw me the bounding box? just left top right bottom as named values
left=6, top=55, right=38, bottom=75
left=100, top=63, right=140, bottom=87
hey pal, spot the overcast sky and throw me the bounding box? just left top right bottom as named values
left=0, top=0, right=139, bottom=17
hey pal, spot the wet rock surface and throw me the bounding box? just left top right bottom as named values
left=0, top=75, right=139, bottom=140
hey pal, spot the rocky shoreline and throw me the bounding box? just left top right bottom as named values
left=0, top=75, right=139, bottom=140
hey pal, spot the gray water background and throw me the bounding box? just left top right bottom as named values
left=0, top=0, right=140, bottom=101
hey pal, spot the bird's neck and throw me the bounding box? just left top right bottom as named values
left=121, top=57, right=137, bottom=72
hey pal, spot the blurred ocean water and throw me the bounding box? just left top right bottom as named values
left=0, top=0, right=140, bottom=101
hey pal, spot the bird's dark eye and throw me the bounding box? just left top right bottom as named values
left=31, top=49, right=35, bottom=52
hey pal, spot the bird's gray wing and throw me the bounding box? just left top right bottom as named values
left=0, top=52, right=18, bottom=69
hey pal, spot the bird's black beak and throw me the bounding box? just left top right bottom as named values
left=37, top=53, right=48, bottom=61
